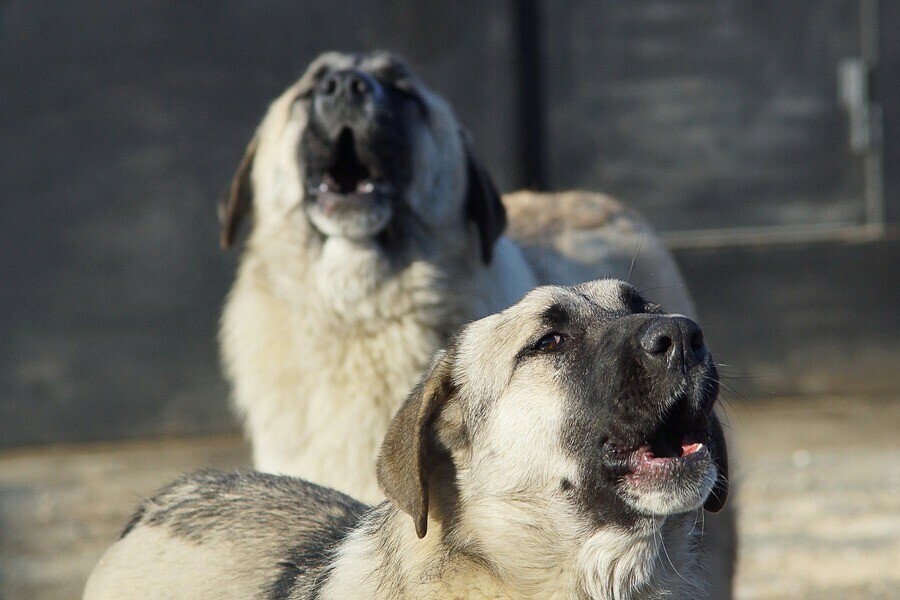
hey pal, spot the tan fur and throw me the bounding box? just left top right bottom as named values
left=504, top=190, right=695, bottom=316
left=84, top=526, right=275, bottom=600
left=317, top=504, right=704, bottom=600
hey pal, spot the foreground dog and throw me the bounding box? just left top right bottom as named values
left=85, top=280, right=728, bottom=600
left=219, top=51, right=694, bottom=497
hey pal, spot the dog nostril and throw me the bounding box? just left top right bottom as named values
left=351, top=78, right=368, bottom=96
left=646, top=334, right=672, bottom=355
left=322, top=77, right=338, bottom=96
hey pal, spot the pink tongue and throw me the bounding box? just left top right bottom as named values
left=682, top=442, right=702, bottom=456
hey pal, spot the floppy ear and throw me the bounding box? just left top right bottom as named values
left=703, top=411, right=729, bottom=513
left=462, top=139, right=507, bottom=264
left=376, top=349, right=457, bottom=538
left=218, top=135, right=258, bottom=250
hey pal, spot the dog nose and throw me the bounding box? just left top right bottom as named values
left=640, top=316, right=707, bottom=368
left=317, top=69, right=378, bottom=103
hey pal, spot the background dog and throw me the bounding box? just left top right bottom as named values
left=85, top=280, right=728, bottom=600
left=218, top=51, right=733, bottom=595
left=220, top=50, right=695, bottom=497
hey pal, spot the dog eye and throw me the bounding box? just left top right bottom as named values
left=535, top=333, right=567, bottom=352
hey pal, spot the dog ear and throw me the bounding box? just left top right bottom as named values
left=703, top=411, right=729, bottom=513
left=218, top=135, right=258, bottom=250
left=462, top=138, right=507, bottom=264
left=376, top=348, right=457, bottom=538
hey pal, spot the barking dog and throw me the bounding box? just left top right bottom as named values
left=218, top=51, right=695, bottom=498
left=85, top=280, right=728, bottom=600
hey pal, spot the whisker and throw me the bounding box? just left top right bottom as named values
left=637, top=284, right=685, bottom=296
left=628, top=227, right=644, bottom=284
left=656, top=524, right=691, bottom=586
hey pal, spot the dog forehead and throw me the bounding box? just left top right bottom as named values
left=571, top=279, right=645, bottom=314
left=356, top=51, right=414, bottom=78
left=298, top=51, right=413, bottom=83
left=452, top=281, right=631, bottom=368
left=458, top=280, right=644, bottom=350
left=519, top=279, right=646, bottom=323
left=301, top=51, right=357, bottom=77
left=448, top=280, right=652, bottom=424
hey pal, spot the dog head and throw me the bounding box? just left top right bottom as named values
left=220, top=51, right=505, bottom=264
left=377, top=279, right=728, bottom=541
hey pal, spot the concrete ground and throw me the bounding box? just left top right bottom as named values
left=0, top=394, right=898, bottom=600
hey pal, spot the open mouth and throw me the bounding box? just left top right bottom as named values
left=609, top=389, right=720, bottom=515
left=621, top=394, right=713, bottom=484
left=316, top=128, right=375, bottom=196
left=625, top=436, right=709, bottom=483
left=308, top=128, right=394, bottom=204
left=304, top=128, right=395, bottom=238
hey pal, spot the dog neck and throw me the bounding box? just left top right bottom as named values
left=225, top=229, right=514, bottom=500
left=576, top=516, right=704, bottom=599
left=245, top=222, right=481, bottom=325
left=318, top=503, right=702, bottom=600
left=318, top=504, right=514, bottom=599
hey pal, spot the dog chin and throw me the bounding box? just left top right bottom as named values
left=620, top=445, right=718, bottom=516
left=305, top=193, right=393, bottom=240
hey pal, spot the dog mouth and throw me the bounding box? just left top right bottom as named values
left=305, top=128, right=396, bottom=239
left=632, top=391, right=713, bottom=473
left=311, top=128, right=391, bottom=197
left=608, top=390, right=720, bottom=515
left=624, top=433, right=710, bottom=483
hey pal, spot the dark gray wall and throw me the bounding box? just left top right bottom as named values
left=541, top=0, right=867, bottom=232
left=2, top=1, right=897, bottom=446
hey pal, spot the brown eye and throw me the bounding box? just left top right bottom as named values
left=536, top=333, right=567, bottom=352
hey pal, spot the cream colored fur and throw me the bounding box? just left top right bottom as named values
left=83, top=526, right=275, bottom=600
left=317, top=505, right=703, bottom=600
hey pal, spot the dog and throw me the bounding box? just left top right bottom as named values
left=84, top=280, right=729, bottom=600
left=219, top=50, right=695, bottom=498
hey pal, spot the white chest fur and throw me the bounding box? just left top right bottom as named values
left=222, top=236, right=534, bottom=502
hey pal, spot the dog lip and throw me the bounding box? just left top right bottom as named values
left=312, top=188, right=389, bottom=217
left=602, top=421, right=710, bottom=470
left=624, top=439, right=710, bottom=481
left=303, top=179, right=395, bottom=238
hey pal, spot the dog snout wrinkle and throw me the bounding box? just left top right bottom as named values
left=639, top=316, right=706, bottom=369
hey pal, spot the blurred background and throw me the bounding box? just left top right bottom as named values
left=1, top=1, right=898, bottom=599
